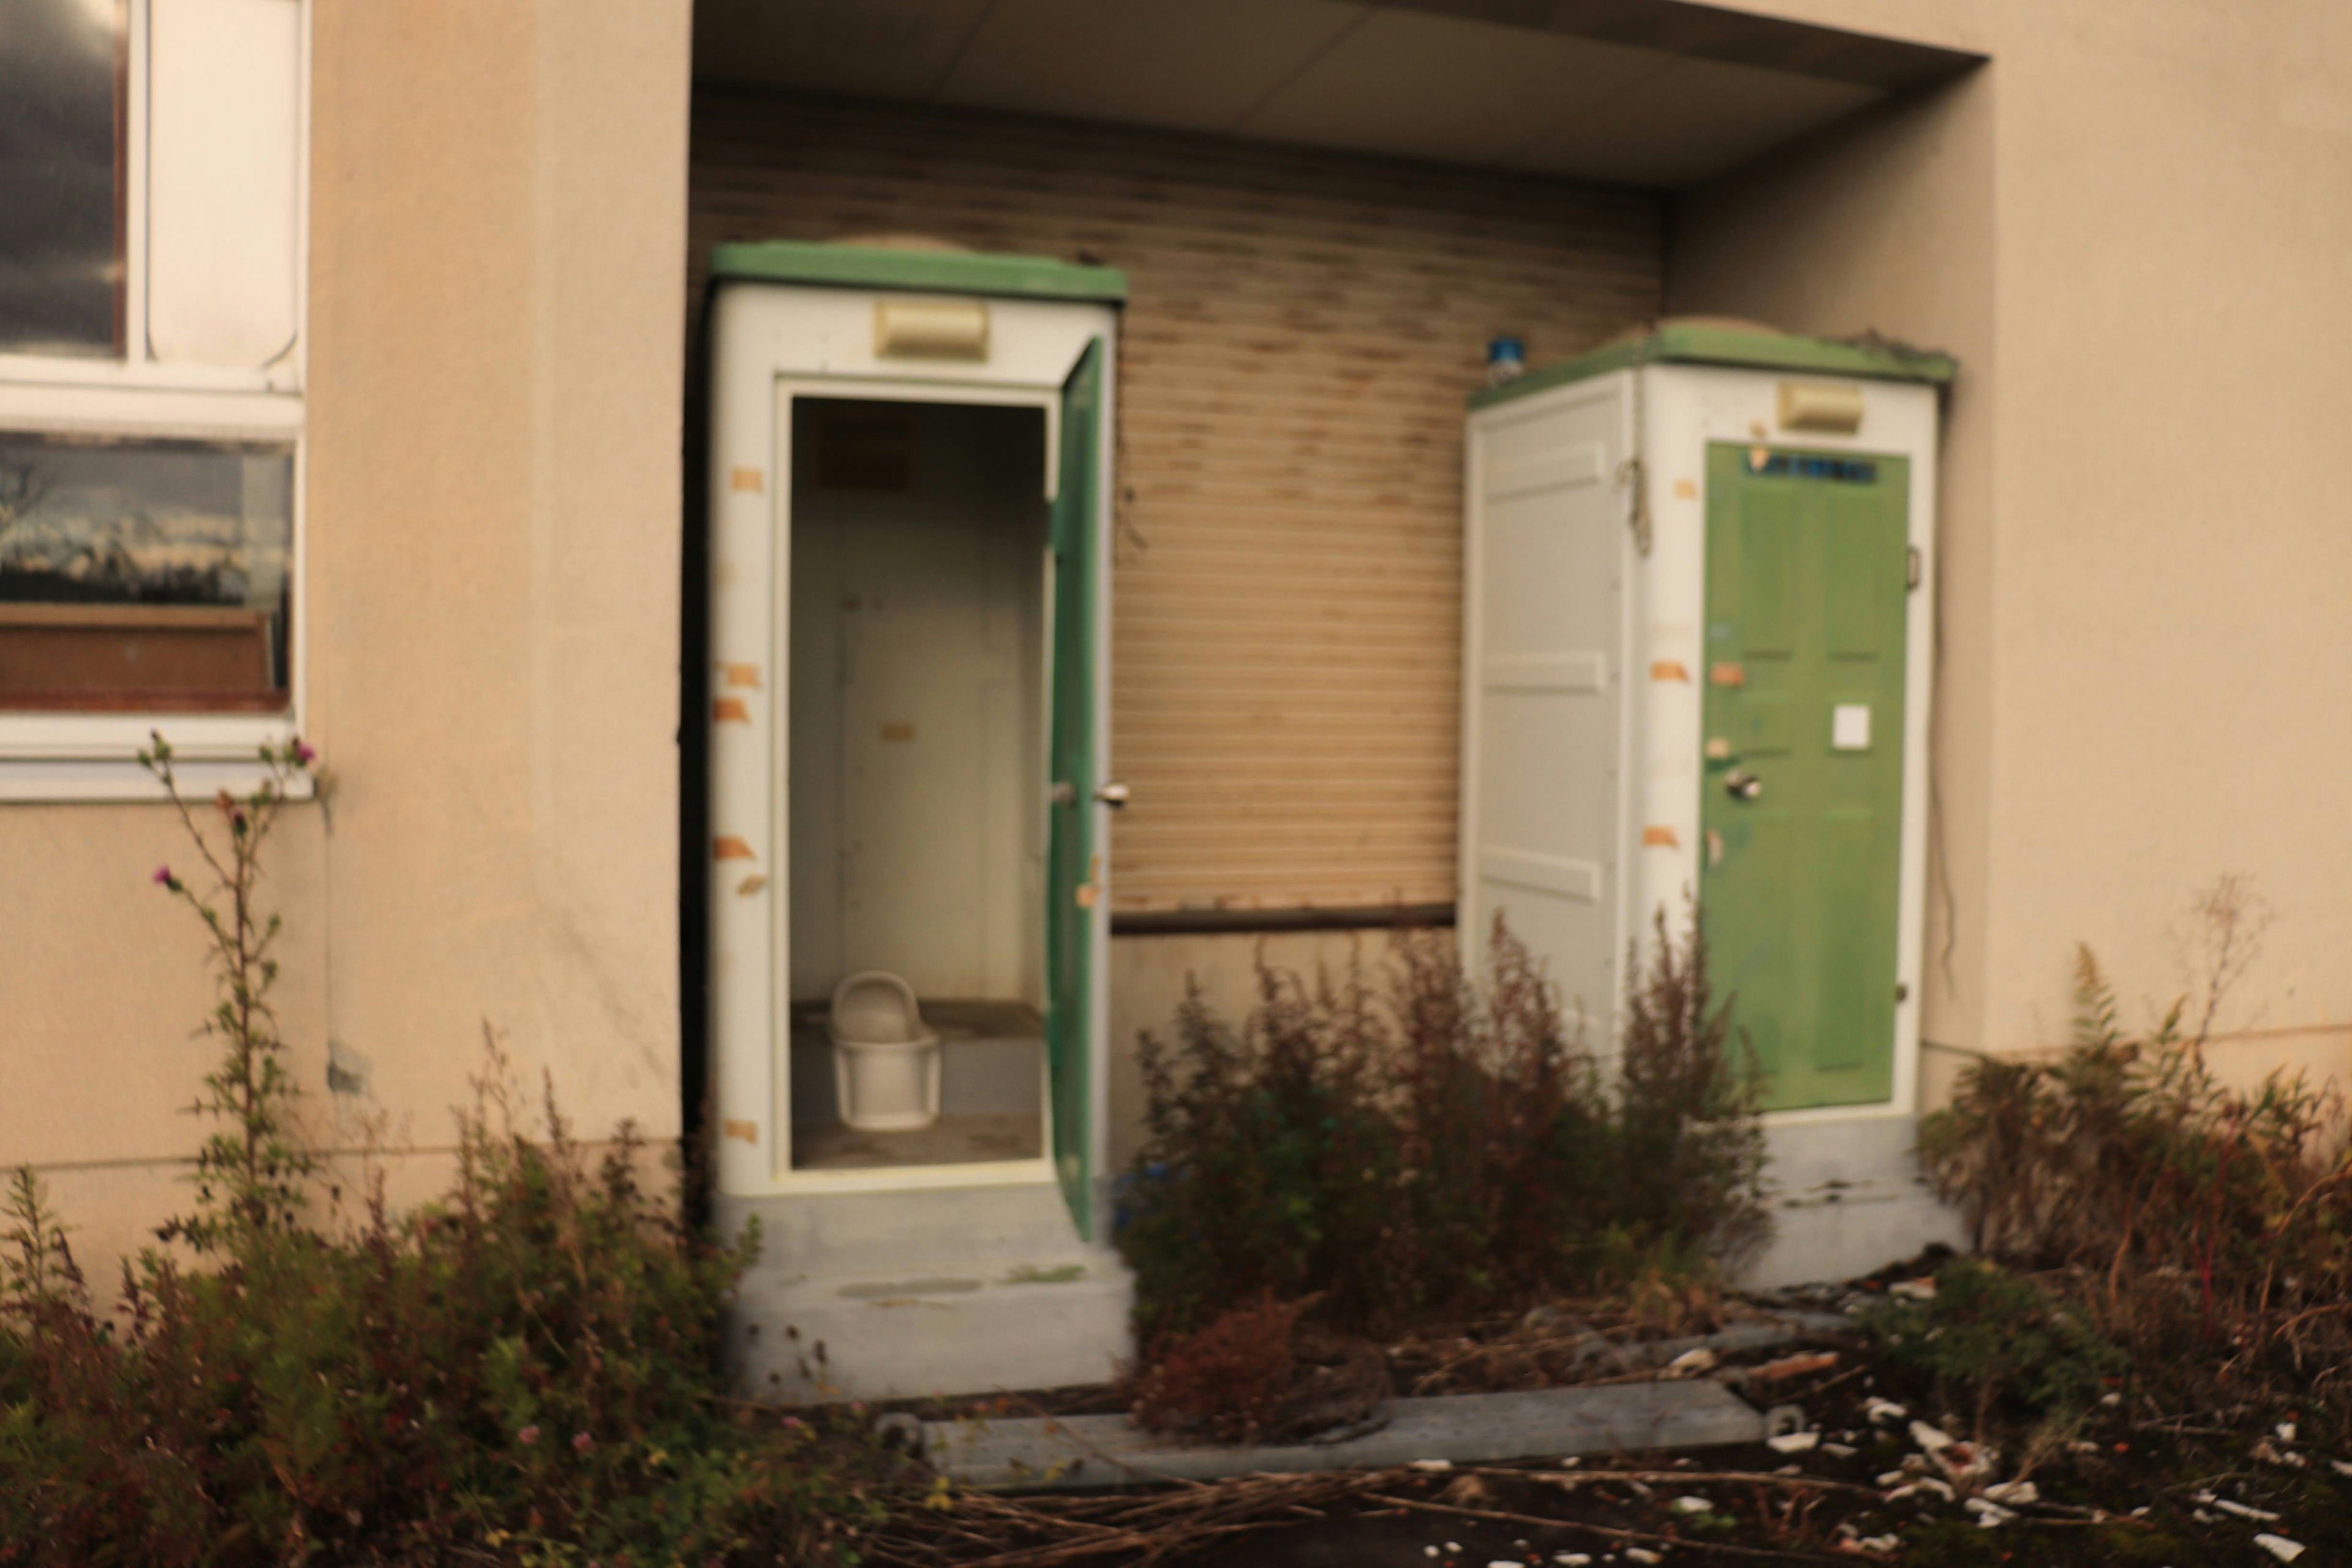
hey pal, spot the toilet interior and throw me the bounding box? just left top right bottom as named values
left=786, top=398, right=1050, bottom=1172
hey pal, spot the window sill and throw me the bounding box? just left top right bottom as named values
left=0, top=754, right=315, bottom=805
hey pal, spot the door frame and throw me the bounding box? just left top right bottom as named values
left=704, top=281, right=1117, bottom=1200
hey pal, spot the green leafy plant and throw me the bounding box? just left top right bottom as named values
left=1859, top=1256, right=2128, bottom=1427
left=2, top=736, right=902, bottom=1566
left=1117, top=910, right=1766, bottom=1343
left=138, top=731, right=317, bottom=1250
left=1918, top=876, right=2352, bottom=1423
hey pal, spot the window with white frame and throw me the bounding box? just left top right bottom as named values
left=0, top=0, right=304, bottom=781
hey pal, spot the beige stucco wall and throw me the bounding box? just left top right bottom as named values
left=1676, top=0, right=2352, bottom=1088
left=0, top=1, right=693, bottom=1272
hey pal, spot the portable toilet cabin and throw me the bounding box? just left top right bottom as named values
left=703, top=242, right=1132, bottom=1398
left=1460, top=323, right=1956, bottom=1280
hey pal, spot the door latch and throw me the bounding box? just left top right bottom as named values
left=1095, top=781, right=1131, bottom=809
left=1723, top=767, right=1763, bottom=801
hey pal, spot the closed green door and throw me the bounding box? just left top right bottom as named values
left=1700, top=443, right=1909, bottom=1110
left=1046, top=340, right=1105, bottom=1235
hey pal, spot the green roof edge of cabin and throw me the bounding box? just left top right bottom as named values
left=709, top=241, right=1129, bottom=304
left=1469, top=323, right=1957, bottom=410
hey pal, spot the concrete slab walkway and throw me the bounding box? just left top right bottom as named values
left=923, top=1380, right=1770, bottom=1490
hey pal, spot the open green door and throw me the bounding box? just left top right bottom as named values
left=1700, top=443, right=1909, bottom=1110
left=1046, top=341, right=1105, bottom=1237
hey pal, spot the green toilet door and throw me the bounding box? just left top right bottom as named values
left=1700, top=443, right=1910, bottom=1110
left=1046, top=339, right=1106, bottom=1237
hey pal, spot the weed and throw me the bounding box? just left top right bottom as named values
left=1117, top=909, right=1766, bottom=1343
left=1859, top=1256, right=2128, bottom=1430
left=0, top=736, right=897, bottom=1565
left=1919, top=876, right=2352, bottom=1429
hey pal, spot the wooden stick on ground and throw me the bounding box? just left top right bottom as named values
left=1369, top=1490, right=1849, bottom=1564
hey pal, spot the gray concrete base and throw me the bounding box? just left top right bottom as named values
left=717, top=1182, right=1134, bottom=1402
left=924, top=1381, right=1768, bottom=1490
left=1741, top=1114, right=1968, bottom=1289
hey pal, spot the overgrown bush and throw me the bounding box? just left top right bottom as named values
left=1920, top=877, right=2352, bottom=1421
left=1116, top=911, right=1766, bottom=1341
left=1123, top=1294, right=1385, bottom=1446
left=1859, top=1257, right=2128, bottom=1429
left=0, top=739, right=894, bottom=1565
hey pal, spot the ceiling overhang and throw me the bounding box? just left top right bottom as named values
left=692, top=0, right=1981, bottom=190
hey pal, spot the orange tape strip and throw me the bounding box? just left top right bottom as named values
left=714, top=835, right=756, bottom=861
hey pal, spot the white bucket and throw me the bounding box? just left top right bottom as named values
left=829, top=971, right=941, bottom=1131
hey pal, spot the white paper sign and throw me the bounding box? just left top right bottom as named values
left=1832, top=704, right=1872, bottom=751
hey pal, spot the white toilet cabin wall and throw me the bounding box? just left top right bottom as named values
left=1461, top=330, right=1947, bottom=1129
left=705, top=249, right=1121, bottom=1221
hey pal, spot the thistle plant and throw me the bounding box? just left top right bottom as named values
left=138, top=730, right=318, bottom=1251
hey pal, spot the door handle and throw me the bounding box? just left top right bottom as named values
left=1724, top=768, right=1763, bottom=801
left=1095, top=781, right=1131, bottom=809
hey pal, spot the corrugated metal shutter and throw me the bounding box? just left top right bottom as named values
left=692, top=91, right=1662, bottom=916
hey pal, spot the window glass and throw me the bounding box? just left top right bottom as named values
left=0, top=0, right=123, bottom=356
left=0, top=432, right=293, bottom=710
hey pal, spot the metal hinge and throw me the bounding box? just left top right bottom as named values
left=1617, top=456, right=1652, bottom=557
left=1906, top=545, right=1923, bottom=590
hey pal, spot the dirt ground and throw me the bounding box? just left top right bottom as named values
left=1166, top=1336, right=2352, bottom=1567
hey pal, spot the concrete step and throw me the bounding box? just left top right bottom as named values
left=717, top=1183, right=1133, bottom=1401
left=715, top=1178, right=1095, bottom=1276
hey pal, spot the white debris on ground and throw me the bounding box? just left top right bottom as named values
left=2334, top=1458, right=2352, bottom=1478
left=1962, top=1498, right=2014, bottom=1528
left=1886, top=1278, right=1936, bottom=1301
left=1664, top=1346, right=1718, bottom=1377
left=1765, top=1429, right=1819, bottom=1454
left=2255, top=1533, right=2307, bottom=1562
left=2277, top=1421, right=2297, bottom=1442
left=1668, top=1495, right=1714, bottom=1514
left=1551, top=1554, right=1591, bottom=1566
left=1907, top=1420, right=1951, bottom=1453
left=2253, top=1438, right=2307, bottom=1469
left=1863, top=1397, right=1907, bottom=1423
left=1409, top=1458, right=1453, bottom=1472
left=1820, top=1441, right=1857, bottom=1457
left=1423, top=1547, right=1439, bottom=1558
left=1623, top=1551, right=1661, bottom=1566
left=1979, top=1480, right=2038, bottom=1506
left=2197, top=1493, right=2282, bottom=1522
left=1884, top=1477, right=1954, bottom=1502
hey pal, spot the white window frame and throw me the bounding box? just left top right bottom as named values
left=0, top=0, right=311, bottom=801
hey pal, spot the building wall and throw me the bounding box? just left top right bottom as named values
left=689, top=91, right=1664, bottom=916
left=0, top=0, right=694, bottom=1271
left=1676, top=0, right=2352, bottom=1088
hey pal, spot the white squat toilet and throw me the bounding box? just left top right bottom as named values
left=829, top=971, right=942, bottom=1131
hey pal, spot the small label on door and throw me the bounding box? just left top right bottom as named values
left=1832, top=704, right=1872, bottom=751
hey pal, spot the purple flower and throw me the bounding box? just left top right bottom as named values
left=292, top=739, right=316, bottom=766
left=518, top=1425, right=540, bottom=1446
left=153, top=865, right=179, bottom=892
left=571, top=1430, right=594, bottom=1453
